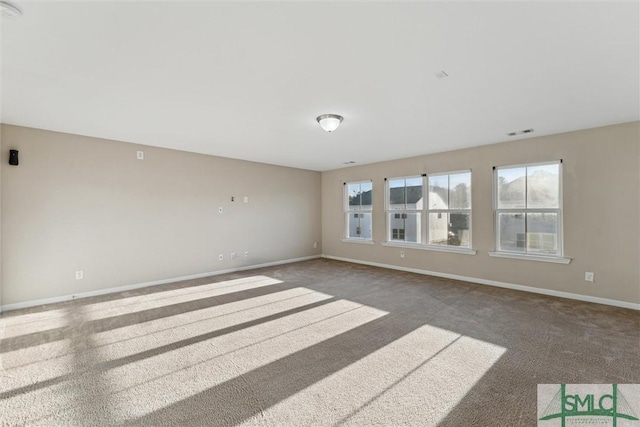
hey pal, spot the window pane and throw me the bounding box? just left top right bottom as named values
left=429, top=175, right=448, bottom=209
left=449, top=213, right=470, bottom=247
left=428, top=212, right=448, bottom=245
left=348, top=183, right=361, bottom=208
left=348, top=182, right=372, bottom=210
left=389, top=213, right=421, bottom=243
left=360, top=182, right=372, bottom=210
left=497, top=167, right=526, bottom=209
left=498, top=212, right=526, bottom=252
left=428, top=213, right=470, bottom=247
left=348, top=212, right=372, bottom=239
left=449, top=172, right=471, bottom=209
left=526, top=212, right=559, bottom=254
left=527, top=164, right=559, bottom=208
left=389, top=178, right=406, bottom=210
left=405, top=177, right=423, bottom=210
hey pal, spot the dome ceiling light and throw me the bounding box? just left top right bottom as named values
left=316, top=114, right=343, bottom=132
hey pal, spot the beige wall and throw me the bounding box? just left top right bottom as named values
left=2, top=122, right=638, bottom=308
left=322, top=121, right=640, bottom=305
left=1, top=125, right=321, bottom=306
left=0, top=129, right=3, bottom=312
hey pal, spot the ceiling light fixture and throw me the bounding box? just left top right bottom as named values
left=0, top=1, right=22, bottom=17
left=316, top=114, right=343, bottom=132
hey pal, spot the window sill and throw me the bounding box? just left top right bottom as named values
left=488, top=252, right=571, bottom=264
left=341, top=238, right=375, bottom=245
left=381, top=241, right=477, bottom=255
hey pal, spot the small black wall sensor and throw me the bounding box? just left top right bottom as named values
left=9, top=150, right=19, bottom=166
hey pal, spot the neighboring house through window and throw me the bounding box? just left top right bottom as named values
left=387, top=177, right=423, bottom=243
left=385, top=171, right=472, bottom=249
left=427, top=171, right=472, bottom=248
left=345, top=181, right=373, bottom=240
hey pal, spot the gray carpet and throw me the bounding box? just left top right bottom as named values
left=0, top=259, right=638, bottom=426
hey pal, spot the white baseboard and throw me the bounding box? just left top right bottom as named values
left=323, top=255, right=640, bottom=311
left=4, top=253, right=636, bottom=313
left=0, top=255, right=321, bottom=313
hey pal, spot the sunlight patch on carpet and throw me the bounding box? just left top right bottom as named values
left=0, top=287, right=330, bottom=382
left=259, top=325, right=506, bottom=426
left=0, top=276, right=282, bottom=336
left=1, top=296, right=388, bottom=425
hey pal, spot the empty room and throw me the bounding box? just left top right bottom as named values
left=0, top=1, right=638, bottom=426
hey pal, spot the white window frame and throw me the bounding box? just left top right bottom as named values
left=385, top=175, right=424, bottom=244
left=382, top=171, right=476, bottom=255
left=426, top=170, right=473, bottom=250
left=490, top=160, right=570, bottom=264
left=343, top=180, right=373, bottom=243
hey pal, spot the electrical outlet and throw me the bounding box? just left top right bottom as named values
left=314, top=242, right=318, bottom=249
left=585, top=272, right=594, bottom=282
left=75, top=270, right=84, bottom=280
left=244, top=196, right=249, bottom=203
left=218, top=207, right=223, bottom=214
left=136, top=151, right=144, bottom=160
left=400, top=251, right=405, bottom=258
left=244, top=251, right=249, bottom=258
left=230, top=252, right=236, bottom=260
left=218, top=254, right=224, bottom=261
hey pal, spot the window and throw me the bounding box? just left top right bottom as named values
left=387, top=177, right=423, bottom=243
left=384, top=171, right=472, bottom=251
left=427, top=171, right=472, bottom=248
left=345, top=181, right=372, bottom=240
left=494, top=161, right=562, bottom=256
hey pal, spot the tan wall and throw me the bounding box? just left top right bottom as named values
left=322, top=121, right=640, bottom=305
left=0, top=129, right=3, bottom=312
left=1, top=125, right=322, bottom=306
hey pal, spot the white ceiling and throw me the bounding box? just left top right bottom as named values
left=1, top=1, right=638, bottom=171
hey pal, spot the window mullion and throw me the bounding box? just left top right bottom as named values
left=422, top=176, right=428, bottom=245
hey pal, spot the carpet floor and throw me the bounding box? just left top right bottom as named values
left=0, top=259, right=638, bottom=426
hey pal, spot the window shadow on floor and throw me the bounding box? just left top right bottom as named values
left=1, top=259, right=638, bottom=426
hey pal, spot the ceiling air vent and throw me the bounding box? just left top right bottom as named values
left=507, top=128, right=534, bottom=137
